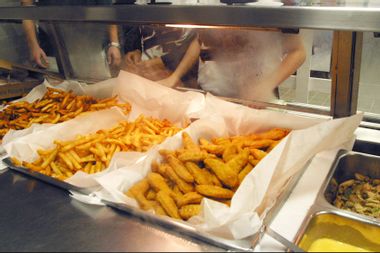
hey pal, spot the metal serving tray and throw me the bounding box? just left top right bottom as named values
left=3, top=157, right=100, bottom=195
left=294, top=150, right=380, bottom=251
left=103, top=161, right=311, bottom=252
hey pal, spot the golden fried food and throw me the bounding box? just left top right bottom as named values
left=182, top=132, right=200, bottom=151
left=166, top=155, right=194, bottom=183
left=147, top=172, right=172, bottom=193
left=195, top=185, right=234, bottom=199
left=156, top=191, right=181, bottom=219
left=0, top=87, right=132, bottom=141
left=204, top=158, right=238, bottom=188
left=16, top=115, right=181, bottom=181
left=179, top=205, right=201, bottom=220
left=238, top=164, right=254, bottom=184
left=226, top=149, right=249, bottom=174
left=177, top=192, right=204, bottom=208
left=165, top=164, right=194, bottom=194
left=185, top=162, right=214, bottom=186
left=128, top=127, right=290, bottom=221
left=250, top=149, right=268, bottom=160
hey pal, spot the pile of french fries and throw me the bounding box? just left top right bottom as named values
left=127, top=128, right=290, bottom=221
left=12, top=115, right=181, bottom=181
left=0, top=87, right=131, bottom=141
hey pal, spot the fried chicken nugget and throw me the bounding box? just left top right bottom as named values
left=177, top=192, right=204, bottom=208
left=238, top=163, right=254, bottom=184
left=167, top=155, right=194, bottom=183
left=204, top=158, right=238, bottom=188
left=156, top=191, right=180, bottom=219
left=226, top=149, right=249, bottom=174
left=165, top=164, right=194, bottom=194
left=147, top=172, right=172, bottom=193
left=185, top=162, right=214, bottom=186
left=196, top=185, right=234, bottom=199
left=179, top=205, right=201, bottom=220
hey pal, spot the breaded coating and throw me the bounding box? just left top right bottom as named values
left=238, top=163, right=254, bottom=184
left=204, top=158, right=238, bottom=188
left=177, top=192, right=204, bottom=208
left=167, top=155, right=194, bottom=183
left=165, top=164, right=194, bottom=194
left=179, top=205, right=201, bottom=220
left=185, top=162, right=214, bottom=186
left=226, top=149, right=249, bottom=174
left=196, top=185, right=234, bottom=199
left=147, top=172, right=172, bottom=193
left=156, top=191, right=180, bottom=219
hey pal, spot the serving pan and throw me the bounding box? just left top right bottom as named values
left=294, top=149, right=380, bottom=251
left=3, top=157, right=100, bottom=195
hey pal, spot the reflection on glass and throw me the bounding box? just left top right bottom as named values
left=121, top=25, right=200, bottom=89
left=197, top=28, right=306, bottom=102
left=358, top=32, right=380, bottom=115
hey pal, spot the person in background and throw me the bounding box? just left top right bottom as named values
left=121, top=25, right=201, bottom=88
left=20, top=0, right=121, bottom=69
left=197, top=28, right=306, bottom=102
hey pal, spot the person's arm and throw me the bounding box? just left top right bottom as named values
left=21, top=0, right=49, bottom=68
left=270, top=33, right=306, bottom=89
left=252, top=33, right=306, bottom=102
left=107, top=24, right=122, bottom=67
left=158, top=36, right=201, bottom=88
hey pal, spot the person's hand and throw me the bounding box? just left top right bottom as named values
left=125, top=50, right=142, bottom=65
left=30, top=45, right=49, bottom=68
left=158, top=74, right=181, bottom=88
left=107, top=46, right=122, bottom=67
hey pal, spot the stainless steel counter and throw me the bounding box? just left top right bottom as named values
left=0, top=169, right=222, bottom=252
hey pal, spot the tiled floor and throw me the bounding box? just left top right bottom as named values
left=279, top=87, right=380, bottom=114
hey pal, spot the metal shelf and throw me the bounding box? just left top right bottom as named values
left=0, top=5, right=380, bottom=31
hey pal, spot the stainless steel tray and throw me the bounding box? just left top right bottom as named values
left=294, top=149, right=380, bottom=251
left=3, top=157, right=100, bottom=195
left=102, top=160, right=311, bottom=252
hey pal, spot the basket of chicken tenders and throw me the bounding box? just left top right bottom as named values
left=95, top=93, right=363, bottom=250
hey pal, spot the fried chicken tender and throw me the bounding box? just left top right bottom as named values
left=250, top=149, right=267, bottom=160
left=199, top=138, right=225, bottom=155
left=167, top=155, right=194, bottom=183
left=238, top=163, right=254, bottom=184
left=179, top=204, right=201, bottom=220
left=147, top=172, right=172, bottom=193
left=226, top=149, right=249, bottom=174
left=222, top=144, right=238, bottom=162
left=156, top=191, right=180, bottom=219
left=182, top=132, right=200, bottom=151
left=165, top=164, right=194, bottom=194
left=256, top=128, right=290, bottom=141
left=127, top=178, right=150, bottom=198
left=196, top=185, right=234, bottom=199
left=177, top=192, right=204, bottom=208
left=177, top=150, right=206, bottom=163
left=204, top=158, right=238, bottom=188
left=126, top=179, right=153, bottom=210
left=185, top=162, right=214, bottom=186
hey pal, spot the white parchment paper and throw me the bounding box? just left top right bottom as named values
left=95, top=95, right=363, bottom=241
left=3, top=72, right=206, bottom=187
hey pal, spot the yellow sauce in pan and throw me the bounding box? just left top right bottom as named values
left=308, top=238, right=371, bottom=252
